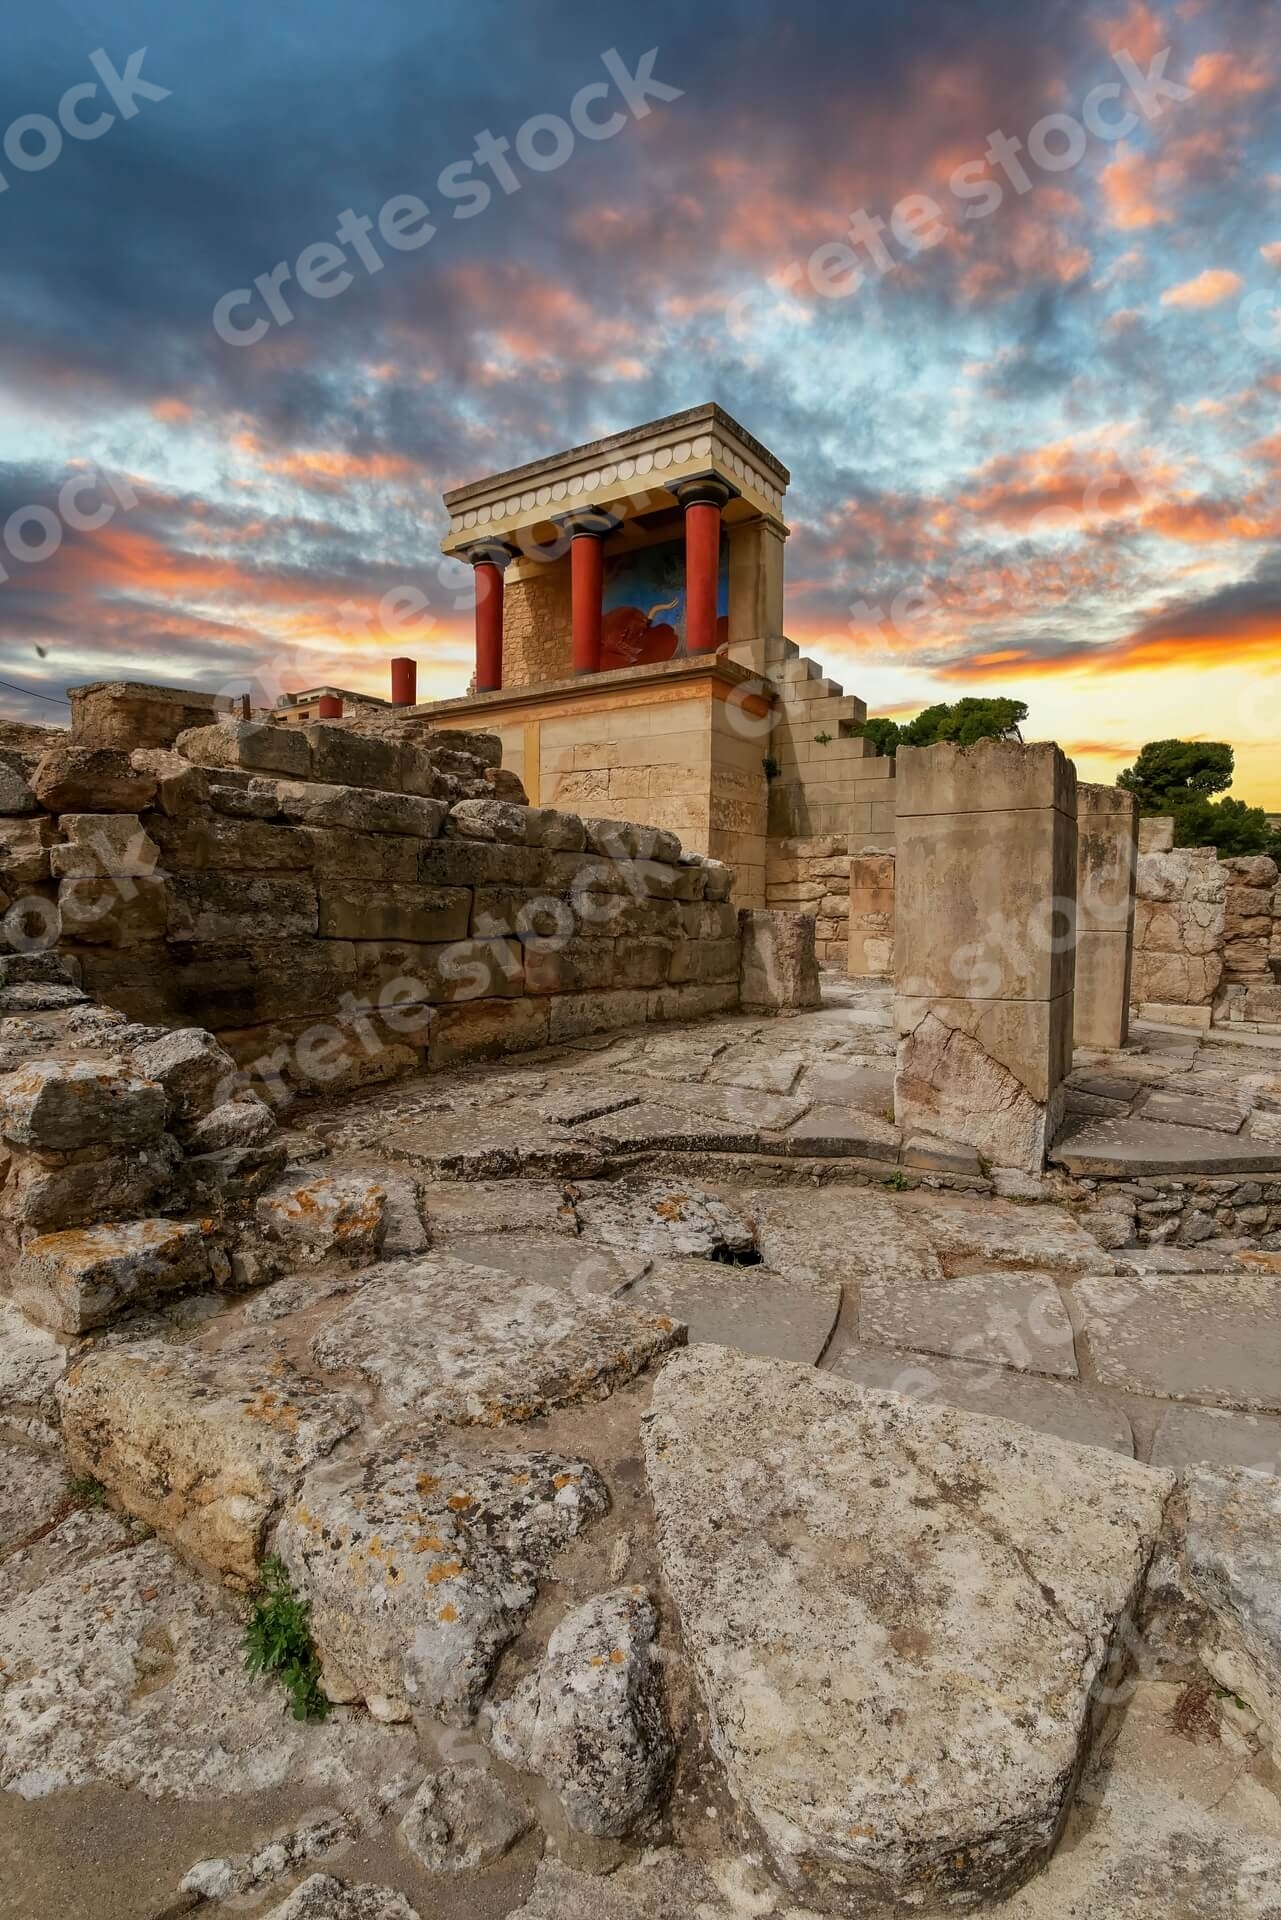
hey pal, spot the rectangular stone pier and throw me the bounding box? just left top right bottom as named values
left=1074, top=783, right=1138, bottom=1049
left=893, top=739, right=1077, bottom=1173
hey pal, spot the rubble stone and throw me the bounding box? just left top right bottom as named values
left=277, top=1448, right=607, bottom=1721
left=30, top=746, right=157, bottom=813
left=12, top=1218, right=212, bottom=1335
left=256, top=1170, right=390, bottom=1265
left=485, top=1587, right=672, bottom=1836
left=398, top=1765, right=530, bottom=1873
left=0, top=1058, right=165, bottom=1152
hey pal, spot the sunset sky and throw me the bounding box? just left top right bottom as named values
left=3, top=0, right=1279, bottom=802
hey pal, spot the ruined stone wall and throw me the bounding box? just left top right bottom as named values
left=1215, top=853, right=1281, bottom=1034
left=1, top=712, right=749, bottom=1111
left=1130, top=845, right=1226, bottom=1029
left=501, top=552, right=574, bottom=687
left=848, top=850, right=895, bottom=979
left=764, top=835, right=850, bottom=967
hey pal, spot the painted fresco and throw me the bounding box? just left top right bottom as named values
left=600, top=535, right=729, bottom=671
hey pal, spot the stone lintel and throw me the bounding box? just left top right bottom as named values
left=441, top=403, right=788, bottom=554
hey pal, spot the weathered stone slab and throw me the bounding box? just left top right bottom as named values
left=311, top=1254, right=683, bottom=1424
left=575, top=1180, right=756, bottom=1260
left=176, top=720, right=311, bottom=779
left=49, top=812, right=160, bottom=878
left=1152, top=1405, right=1281, bottom=1476
left=579, top=1100, right=761, bottom=1154
left=1141, top=1090, right=1248, bottom=1133
left=272, top=780, right=447, bottom=839
left=1182, top=1464, right=1281, bottom=1758
left=12, top=1219, right=212, bottom=1335
left=0, top=1057, right=165, bottom=1151
left=904, top=1192, right=1115, bottom=1274
left=0, top=1300, right=64, bottom=1438
left=831, top=1345, right=1135, bottom=1455
left=444, top=1234, right=646, bottom=1296
left=278, top=1448, right=606, bottom=1722
left=131, top=1026, right=238, bottom=1127
left=398, top=1765, right=530, bottom=1873
left=167, top=871, right=317, bottom=943
left=0, top=1537, right=414, bottom=1801
left=0, top=1435, right=67, bottom=1554
left=783, top=1103, right=900, bottom=1160
left=749, top=1184, right=944, bottom=1292
left=422, top=1179, right=578, bottom=1239
left=1078, top=1271, right=1281, bottom=1411
left=262, top=1879, right=421, bottom=1920
left=1053, top=1115, right=1281, bottom=1178
left=858, top=1270, right=1077, bottom=1377
left=2, top=1138, right=178, bottom=1235
left=645, top=1348, right=1170, bottom=1912
left=627, top=1257, right=841, bottom=1366
left=58, top=1342, right=361, bottom=1584
left=387, top=1109, right=602, bottom=1181
left=485, top=1587, right=672, bottom=1837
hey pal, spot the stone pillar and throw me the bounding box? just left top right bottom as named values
left=390, top=657, right=417, bottom=707
left=849, top=851, right=895, bottom=978
left=673, top=476, right=734, bottom=657
left=893, top=739, right=1077, bottom=1173
left=1075, top=785, right=1137, bottom=1049
left=461, top=541, right=513, bottom=693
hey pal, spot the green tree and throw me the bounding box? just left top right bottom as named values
left=855, top=696, right=1028, bottom=757
left=1117, top=739, right=1235, bottom=812
left=1170, top=795, right=1281, bottom=860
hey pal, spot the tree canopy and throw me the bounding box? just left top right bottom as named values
left=1118, top=740, right=1279, bottom=859
left=855, top=696, right=1028, bottom=758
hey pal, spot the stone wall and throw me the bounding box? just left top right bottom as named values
left=1074, top=784, right=1137, bottom=1049
left=1216, top=854, right=1281, bottom=1034
left=499, top=551, right=574, bottom=688
left=764, top=835, right=850, bottom=967
left=848, top=850, right=895, bottom=979
left=1130, top=846, right=1226, bottom=1029
left=0, top=705, right=759, bottom=1110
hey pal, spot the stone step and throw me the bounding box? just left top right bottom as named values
left=1053, top=1114, right=1281, bottom=1177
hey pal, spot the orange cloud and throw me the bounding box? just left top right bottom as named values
left=1099, top=148, right=1172, bottom=231
left=1262, top=241, right=1281, bottom=267
left=1160, top=268, right=1244, bottom=308
left=1186, top=50, right=1270, bottom=96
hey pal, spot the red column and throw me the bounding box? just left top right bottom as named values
left=464, top=542, right=512, bottom=693
left=390, top=657, right=417, bottom=706
left=674, top=478, right=733, bottom=656
left=571, top=531, right=604, bottom=674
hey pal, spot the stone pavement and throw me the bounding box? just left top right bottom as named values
left=3, top=981, right=1281, bottom=1917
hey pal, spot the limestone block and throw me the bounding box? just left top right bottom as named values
left=186, top=1098, right=277, bottom=1153
left=166, top=872, right=317, bottom=942
left=1137, top=815, right=1175, bottom=852
left=30, top=746, right=157, bottom=813
left=0, top=817, right=57, bottom=886
left=0, top=1298, right=64, bottom=1434
left=523, top=938, right=617, bottom=996
left=277, top=1448, right=607, bottom=1723
left=57, top=875, right=169, bottom=946
left=581, top=817, right=682, bottom=863
left=645, top=1348, right=1172, bottom=1915
left=484, top=1588, right=672, bottom=1837
left=1, top=1139, right=178, bottom=1236
left=12, top=1218, right=212, bottom=1335
left=130, top=749, right=212, bottom=817
left=316, top=882, right=470, bottom=943
left=399, top=742, right=449, bottom=800
left=302, top=827, right=419, bottom=883
left=176, top=720, right=310, bottom=780
left=68, top=680, right=230, bottom=751
left=268, top=780, right=447, bottom=838
left=132, top=1027, right=239, bottom=1127
left=58, top=1342, right=361, bottom=1585
left=1177, top=1463, right=1281, bottom=1761
left=896, top=999, right=1071, bottom=1171
left=897, top=737, right=1075, bottom=819
left=0, top=1058, right=165, bottom=1152
left=418, top=837, right=549, bottom=890
left=548, top=988, right=651, bottom=1042
left=49, top=813, right=160, bottom=879
left=738, top=909, right=819, bottom=1010
left=0, top=750, right=39, bottom=815
left=148, top=814, right=313, bottom=872
left=256, top=1170, right=389, bottom=1265
left=428, top=996, right=550, bottom=1067
left=399, top=1766, right=530, bottom=1874
left=303, top=724, right=400, bottom=792
left=1223, top=855, right=1278, bottom=889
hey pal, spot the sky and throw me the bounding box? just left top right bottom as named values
left=2, top=0, right=1279, bottom=803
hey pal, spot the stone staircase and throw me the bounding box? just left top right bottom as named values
left=765, top=638, right=895, bottom=844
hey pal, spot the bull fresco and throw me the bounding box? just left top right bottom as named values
left=600, top=535, right=729, bottom=671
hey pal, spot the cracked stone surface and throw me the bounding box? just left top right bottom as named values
left=58, top=1341, right=362, bottom=1584
left=645, top=1347, right=1172, bottom=1914
left=1076, top=1272, right=1281, bottom=1411
left=310, top=1253, right=684, bottom=1425
left=857, top=1271, right=1078, bottom=1378
left=573, top=1180, right=756, bottom=1260
left=902, top=1192, right=1115, bottom=1275
left=1181, top=1464, right=1281, bottom=1760
left=484, top=1586, right=672, bottom=1837
left=0, top=1300, right=65, bottom=1440
left=256, top=1170, right=391, bottom=1265
left=623, top=1257, right=842, bottom=1365
left=0, top=1436, right=68, bottom=1555
left=832, top=1347, right=1135, bottom=1456
left=276, top=1447, right=607, bottom=1723
left=0, top=1537, right=414, bottom=1801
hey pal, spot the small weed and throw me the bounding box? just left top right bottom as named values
left=243, top=1555, right=330, bottom=1721
left=813, top=730, right=833, bottom=746
left=67, top=1475, right=107, bottom=1509
left=762, top=755, right=780, bottom=782
left=887, top=1169, right=909, bottom=1191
